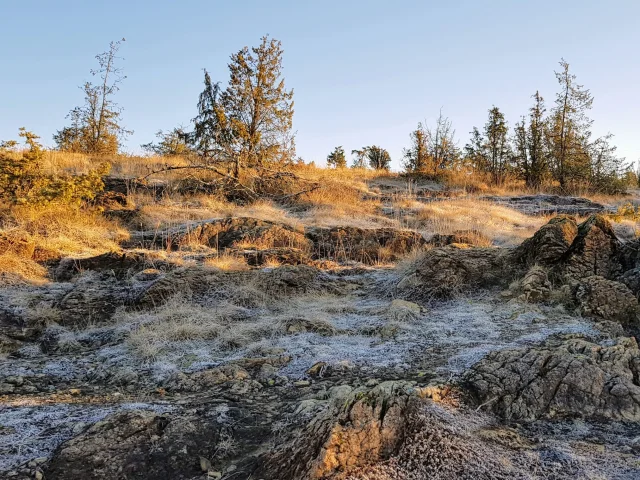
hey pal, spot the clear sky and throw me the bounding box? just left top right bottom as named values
left=1, top=0, right=638, bottom=170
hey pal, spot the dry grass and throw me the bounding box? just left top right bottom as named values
left=411, top=198, right=549, bottom=246
left=124, top=295, right=275, bottom=360
left=1, top=204, right=128, bottom=255
left=0, top=252, right=48, bottom=285
left=0, top=204, right=129, bottom=284
left=204, top=254, right=250, bottom=271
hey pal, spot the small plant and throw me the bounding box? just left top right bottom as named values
left=0, top=128, right=108, bottom=206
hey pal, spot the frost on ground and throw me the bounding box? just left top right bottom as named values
left=1, top=270, right=602, bottom=386
left=0, top=402, right=173, bottom=472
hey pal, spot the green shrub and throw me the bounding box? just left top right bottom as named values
left=0, top=128, right=108, bottom=206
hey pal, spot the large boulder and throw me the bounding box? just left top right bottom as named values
left=54, top=273, right=132, bottom=325
left=463, top=336, right=640, bottom=421
left=55, top=251, right=160, bottom=281
left=513, top=215, right=578, bottom=267
left=556, top=215, right=622, bottom=281
left=575, top=275, right=640, bottom=326
left=264, top=382, right=417, bottom=480
left=399, top=246, right=511, bottom=299
left=44, top=411, right=220, bottom=480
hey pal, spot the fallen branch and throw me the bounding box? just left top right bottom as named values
left=136, top=163, right=259, bottom=200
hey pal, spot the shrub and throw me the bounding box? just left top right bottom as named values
left=0, top=128, right=108, bottom=206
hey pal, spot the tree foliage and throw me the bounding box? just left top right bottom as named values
left=54, top=39, right=131, bottom=155
left=326, top=146, right=346, bottom=168
left=425, top=111, right=458, bottom=176
left=403, top=123, right=429, bottom=173
left=465, top=107, right=511, bottom=184
left=188, top=36, right=295, bottom=179
left=547, top=59, right=594, bottom=189
left=351, top=146, right=391, bottom=170
left=142, top=127, right=193, bottom=156
left=1, top=129, right=106, bottom=206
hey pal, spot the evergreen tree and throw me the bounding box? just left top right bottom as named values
left=402, top=123, right=430, bottom=173
left=465, top=107, right=510, bottom=184
left=589, top=133, right=626, bottom=193
left=366, top=145, right=392, bottom=170
left=221, top=35, right=295, bottom=174
left=142, top=127, right=193, bottom=156
left=192, top=70, right=226, bottom=160
left=514, top=92, right=548, bottom=188
left=326, top=146, right=347, bottom=168
left=547, top=59, right=594, bottom=190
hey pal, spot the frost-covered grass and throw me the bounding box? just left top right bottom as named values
left=0, top=402, right=173, bottom=473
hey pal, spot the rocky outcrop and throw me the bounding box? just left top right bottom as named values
left=557, top=215, right=623, bottom=281
left=306, top=226, right=426, bottom=264
left=464, top=336, right=640, bottom=421
left=519, top=265, right=552, bottom=301
left=575, top=276, right=640, bottom=325
left=132, top=217, right=311, bottom=252
left=265, top=381, right=417, bottom=480
left=399, top=246, right=511, bottom=299
left=483, top=194, right=610, bottom=216
left=514, top=215, right=578, bottom=267
left=44, top=411, right=221, bottom=480
left=55, top=251, right=163, bottom=281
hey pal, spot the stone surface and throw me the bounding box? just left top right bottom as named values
left=265, top=381, right=417, bottom=480
left=514, top=215, right=578, bottom=267
left=44, top=411, right=220, bottom=480
left=306, top=226, right=426, bottom=264
left=464, top=336, right=640, bottom=421
left=556, top=215, right=622, bottom=281
left=575, top=275, right=640, bottom=325
left=401, top=246, right=511, bottom=298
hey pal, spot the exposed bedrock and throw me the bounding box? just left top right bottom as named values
left=463, top=336, right=640, bottom=421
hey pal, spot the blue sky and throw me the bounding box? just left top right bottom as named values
left=1, top=0, right=638, bottom=170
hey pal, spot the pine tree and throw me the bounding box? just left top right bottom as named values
left=514, top=92, right=548, bottom=188
left=465, top=107, right=510, bottom=184
left=589, top=133, right=626, bottom=193
left=326, top=146, right=347, bottom=168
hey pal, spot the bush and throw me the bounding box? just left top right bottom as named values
left=0, top=129, right=108, bottom=206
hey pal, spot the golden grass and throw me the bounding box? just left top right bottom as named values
left=204, top=254, right=250, bottom=271
left=412, top=198, right=550, bottom=246
left=0, top=252, right=48, bottom=285
left=2, top=204, right=128, bottom=256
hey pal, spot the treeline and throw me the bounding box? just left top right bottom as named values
left=357, top=60, right=632, bottom=194
left=2, top=36, right=635, bottom=203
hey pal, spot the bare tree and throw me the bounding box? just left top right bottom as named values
left=426, top=109, right=458, bottom=176
left=54, top=39, right=131, bottom=155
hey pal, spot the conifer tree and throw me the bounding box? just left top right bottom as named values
left=403, top=123, right=430, bottom=173
left=326, top=146, right=347, bottom=168
left=547, top=59, right=594, bottom=189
